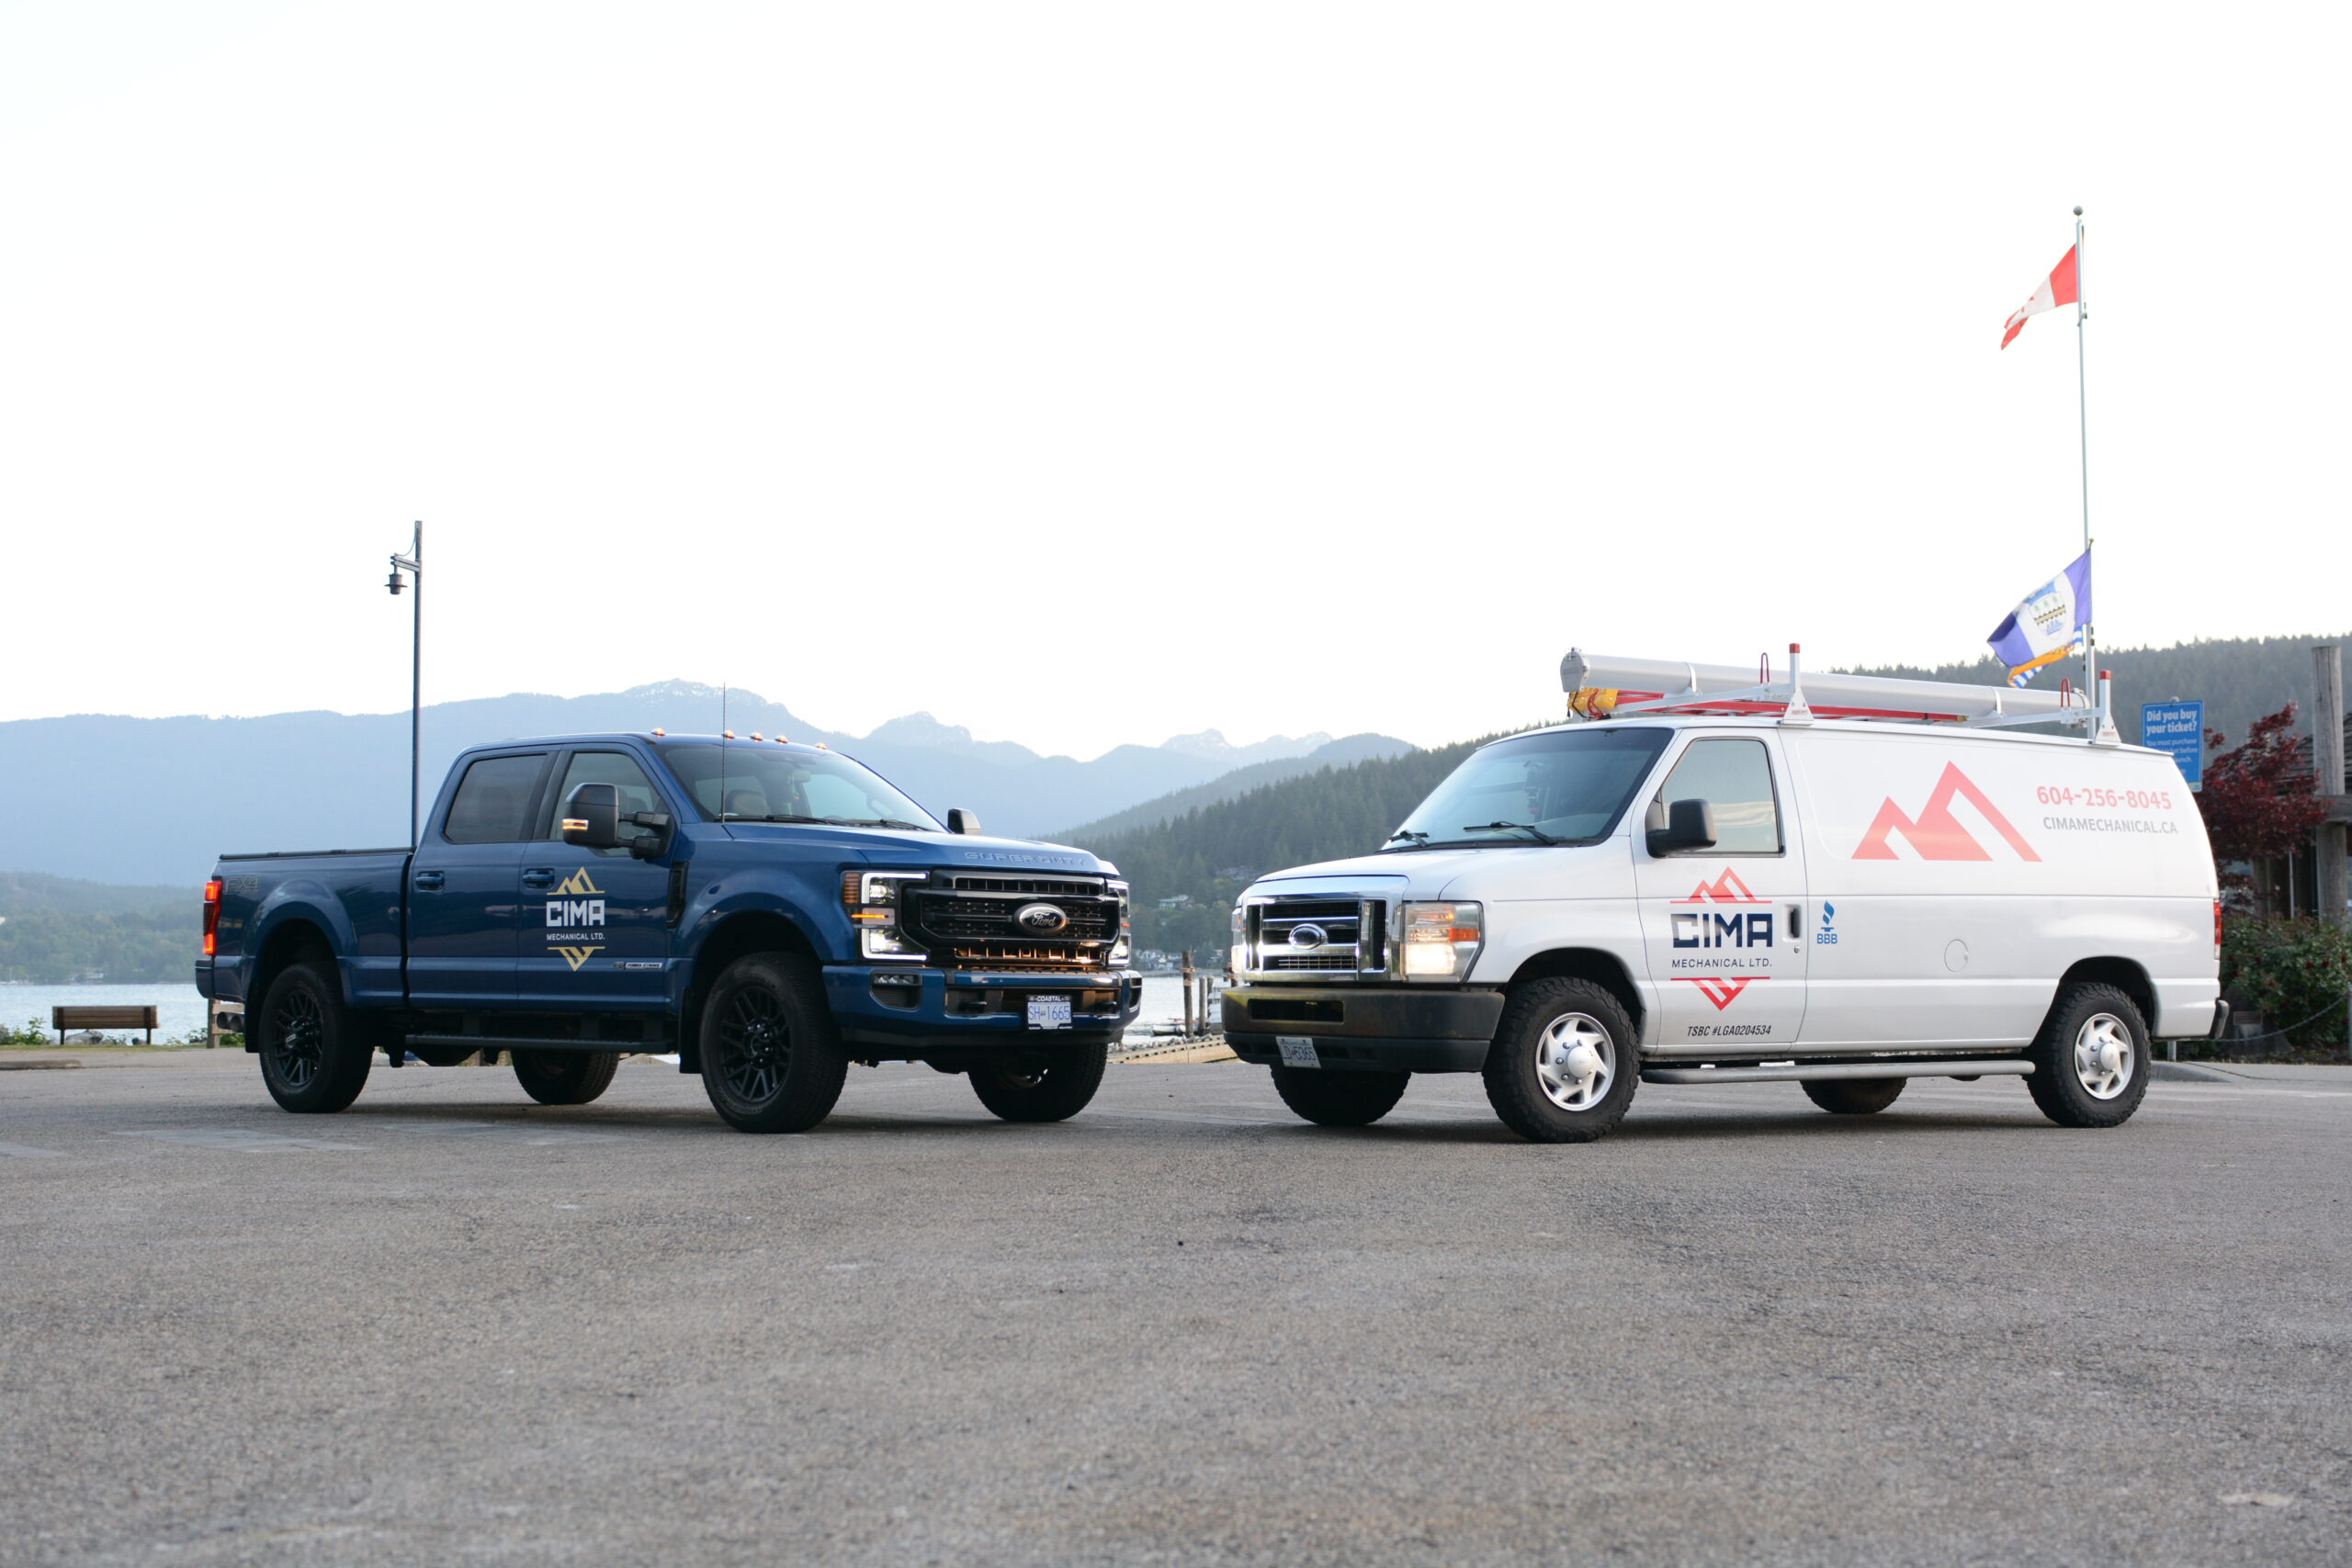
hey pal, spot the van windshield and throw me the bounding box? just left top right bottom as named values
left=1385, top=728, right=1670, bottom=850
left=657, top=744, right=943, bottom=831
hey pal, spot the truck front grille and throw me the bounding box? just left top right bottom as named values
left=903, top=873, right=1122, bottom=971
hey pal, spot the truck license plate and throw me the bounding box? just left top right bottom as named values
left=1277, top=1035, right=1320, bottom=1068
left=1026, top=996, right=1072, bottom=1031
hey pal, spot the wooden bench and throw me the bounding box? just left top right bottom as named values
left=52, top=1006, right=158, bottom=1045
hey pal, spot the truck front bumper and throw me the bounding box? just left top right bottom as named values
left=1222, top=984, right=1506, bottom=1073
left=823, top=965, right=1142, bottom=1056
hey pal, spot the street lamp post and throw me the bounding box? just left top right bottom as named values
left=386, top=523, right=423, bottom=850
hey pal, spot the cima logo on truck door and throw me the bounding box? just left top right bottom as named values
left=545, top=868, right=605, bottom=970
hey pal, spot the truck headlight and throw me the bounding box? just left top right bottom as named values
left=1230, top=903, right=1247, bottom=976
left=1399, top=901, right=1482, bottom=980
left=842, top=870, right=926, bottom=962
left=1109, top=879, right=1132, bottom=966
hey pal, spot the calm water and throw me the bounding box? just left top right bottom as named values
left=1, top=982, right=211, bottom=1042
left=2, top=976, right=1224, bottom=1043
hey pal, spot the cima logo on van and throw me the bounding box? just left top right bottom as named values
left=1670, top=869, right=1773, bottom=950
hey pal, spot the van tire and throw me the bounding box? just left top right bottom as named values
left=513, top=1050, right=621, bottom=1106
left=256, top=961, right=371, bottom=1114
left=1482, top=978, right=1639, bottom=1144
left=2026, top=982, right=2151, bottom=1129
left=698, top=953, right=848, bottom=1133
left=969, top=1040, right=1108, bottom=1122
left=1801, top=1077, right=1905, bottom=1115
left=1271, top=1066, right=1409, bottom=1127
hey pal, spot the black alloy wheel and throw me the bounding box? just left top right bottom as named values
left=967, top=1039, right=1108, bottom=1122
left=698, top=953, right=848, bottom=1133
left=256, top=960, right=371, bottom=1114
left=513, top=1050, right=621, bottom=1106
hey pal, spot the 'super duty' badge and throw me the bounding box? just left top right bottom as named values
left=1015, top=902, right=1069, bottom=934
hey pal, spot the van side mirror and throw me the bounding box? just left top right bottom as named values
left=1645, top=797, right=1717, bottom=857
left=947, top=807, right=981, bottom=836
left=561, top=784, right=622, bottom=850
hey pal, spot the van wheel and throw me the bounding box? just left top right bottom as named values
left=699, top=953, right=848, bottom=1133
left=1271, top=1067, right=1408, bottom=1127
left=969, top=1040, right=1108, bottom=1122
left=1801, top=1077, right=1905, bottom=1114
left=513, top=1050, right=621, bottom=1106
left=256, top=961, right=371, bottom=1114
left=1482, top=979, right=1639, bottom=1144
left=2026, top=982, right=2150, bottom=1128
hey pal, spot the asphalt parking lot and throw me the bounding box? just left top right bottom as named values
left=3, top=1050, right=2347, bottom=1567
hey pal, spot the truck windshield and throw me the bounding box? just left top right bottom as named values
left=1385, top=728, right=1670, bottom=850
left=657, top=744, right=944, bottom=831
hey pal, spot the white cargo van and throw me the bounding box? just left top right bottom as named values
left=1221, top=649, right=2222, bottom=1142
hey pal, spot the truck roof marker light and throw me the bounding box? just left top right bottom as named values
left=652, top=728, right=665, bottom=737
left=750, top=733, right=763, bottom=741
left=723, top=730, right=736, bottom=739
left=775, top=736, right=789, bottom=744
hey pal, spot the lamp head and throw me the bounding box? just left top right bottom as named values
left=387, top=569, right=405, bottom=595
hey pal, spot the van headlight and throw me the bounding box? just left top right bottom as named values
left=1399, top=901, right=1482, bottom=980
left=843, top=870, right=926, bottom=962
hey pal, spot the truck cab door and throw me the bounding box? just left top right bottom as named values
left=405, top=750, right=550, bottom=1010
left=1632, top=734, right=1810, bottom=1055
left=517, top=749, right=675, bottom=1013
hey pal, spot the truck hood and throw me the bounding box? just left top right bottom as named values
left=723, top=821, right=1116, bottom=877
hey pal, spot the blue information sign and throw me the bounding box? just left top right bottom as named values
left=2140, top=701, right=2204, bottom=790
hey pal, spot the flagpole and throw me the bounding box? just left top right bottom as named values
left=2075, top=204, right=2094, bottom=694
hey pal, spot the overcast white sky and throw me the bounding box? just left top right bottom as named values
left=5, top=2, right=2346, bottom=758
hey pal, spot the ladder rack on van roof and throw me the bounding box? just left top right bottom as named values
left=1560, top=646, right=2122, bottom=746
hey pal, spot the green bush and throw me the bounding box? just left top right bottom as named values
left=2220, top=917, right=2352, bottom=1058
left=4, top=1018, right=50, bottom=1045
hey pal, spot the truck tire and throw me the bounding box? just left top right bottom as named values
left=699, top=953, right=848, bottom=1133
left=2026, top=981, right=2150, bottom=1129
left=255, top=960, right=371, bottom=1114
left=513, top=1050, right=621, bottom=1106
left=1482, top=978, right=1639, bottom=1144
left=1271, top=1066, right=1408, bottom=1127
left=1801, top=1077, right=1905, bottom=1115
left=968, top=1039, right=1108, bottom=1122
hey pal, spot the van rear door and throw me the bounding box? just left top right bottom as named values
left=1632, top=733, right=1810, bottom=1054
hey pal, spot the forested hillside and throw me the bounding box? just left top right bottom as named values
left=1052, top=733, right=1411, bottom=842
left=1846, top=634, right=2350, bottom=750
left=0, top=874, right=197, bottom=983
left=1069, top=737, right=1502, bottom=955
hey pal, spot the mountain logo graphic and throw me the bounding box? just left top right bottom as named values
left=1675, top=869, right=1765, bottom=905
left=1677, top=975, right=1767, bottom=1010
left=1852, top=763, right=2041, bottom=863
left=554, top=868, right=604, bottom=897
left=551, top=945, right=602, bottom=971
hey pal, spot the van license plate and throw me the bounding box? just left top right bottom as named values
left=1026, top=996, right=1072, bottom=1031
left=1276, top=1035, right=1320, bottom=1068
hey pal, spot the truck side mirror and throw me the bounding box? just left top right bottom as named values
left=561, top=784, right=622, bottom=850
left=947, top=807, right=981, bottom=836
left=626, top=813, right=673, bottom=861
left=1645, top=797, right=1717, bottom=857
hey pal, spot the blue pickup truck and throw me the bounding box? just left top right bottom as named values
left=196, top=733, right=1139, bottom=1132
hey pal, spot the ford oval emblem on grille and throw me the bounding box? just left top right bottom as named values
left=1015, top=902, right=1070, bottom=934
left=1288, top=923, right=1328, bottom=949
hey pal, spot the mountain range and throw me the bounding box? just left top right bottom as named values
left=0, top=681, right=1405, bottom=886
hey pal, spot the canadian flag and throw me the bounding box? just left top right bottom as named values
left=2000, top=244, right=2079, bottom=349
